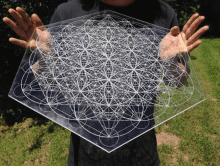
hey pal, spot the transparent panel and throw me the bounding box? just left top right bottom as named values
left=8, top=10, right=205, bottom=153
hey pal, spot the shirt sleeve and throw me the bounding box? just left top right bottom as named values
left=170, top=12, right=179, bottom=28
left=49, top=7, right=62, bottom=24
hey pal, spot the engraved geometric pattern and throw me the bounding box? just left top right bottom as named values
left=9, top=10, right=206, bottom=152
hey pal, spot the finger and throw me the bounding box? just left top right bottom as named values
left=9, top=37, right=37, bottom=50
left=16, top=7, right=33, bottom=27
left=182, top=13, right=200, bottom=33
left=32, top=62, right=39, bottom=75
left=31, top=14, right=44, bottom=28
left=9, top=37, right=28, bottom=48
left=187, top=40, right=202, bottom=53
left=187, top=26, right=209, bottom=46
left=3, top=17, right=29, bottom=40
left=28, top=40, right=37, bottom=50
left=8, top=8, right=29, bottom=32
left=27, top=25, right=36, bottom=39
left=170, top=26, right=180, bottom=36
left=185, top=16, right=205, bottom=40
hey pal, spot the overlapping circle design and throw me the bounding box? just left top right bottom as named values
left=18, top=14, right=193, bottom=147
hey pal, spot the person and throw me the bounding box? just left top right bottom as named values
left=3, top=0, right=209, bottom=165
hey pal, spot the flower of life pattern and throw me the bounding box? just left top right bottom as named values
left=9, top=11, right=205, bottom=152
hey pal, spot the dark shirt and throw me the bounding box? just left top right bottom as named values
left=50, top=0, right=178, bottom=29
left=49, top=1, right=179, bottom=166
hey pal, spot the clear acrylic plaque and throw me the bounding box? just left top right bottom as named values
left=9, top=10, right=206, bottom=153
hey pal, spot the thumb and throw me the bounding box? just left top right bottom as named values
left=170, top=26, right=180, bottom=36
left=31, top=14, right=44, bottom=28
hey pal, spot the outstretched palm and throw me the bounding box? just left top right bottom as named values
left=160, top=13, right=209, bottom=61
left=3, top=7, right=50, bottom=51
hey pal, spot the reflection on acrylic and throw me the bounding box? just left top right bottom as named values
left=9, top=10, right=205, bottom=153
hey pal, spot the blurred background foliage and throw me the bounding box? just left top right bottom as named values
left=164, top=0, right=220, bottom=34
left=0, top=0, right=70, bottom=125
left=0, top=0, right=219, bottom=126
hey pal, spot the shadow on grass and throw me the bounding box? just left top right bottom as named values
left=28, top=123, right=55, bottom=153
left=190, top=55, right=197, bottom=60
left=0, top=99, right=51, bottom=127
left=28, top=137, right=42, bottom=153
left=47, top=123, right=55, bottom=133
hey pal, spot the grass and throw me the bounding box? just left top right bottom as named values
left=155, top=38, right=220, bottom=165
left=0, top=38, right=219, bottom=165
left=0, top=118, right=70, bottom=166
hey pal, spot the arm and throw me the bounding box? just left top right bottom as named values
left=3, top=7, right=45, bottom=50
left=3, top=7, right=53, bottom=76
left=159, top=13, right=209, bottom=88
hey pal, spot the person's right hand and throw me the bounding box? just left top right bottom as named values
left=3, top=7, right=51, bottom=51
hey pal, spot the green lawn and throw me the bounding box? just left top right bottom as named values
left=0, top=38, right=219, bottom=166
left=155, top=38, right=220, bottom=165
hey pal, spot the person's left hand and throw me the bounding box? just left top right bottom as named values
left=160, top=13, right=209, bottom=61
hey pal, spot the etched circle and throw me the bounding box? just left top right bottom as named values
left=99, top=129, right=119, bottom=147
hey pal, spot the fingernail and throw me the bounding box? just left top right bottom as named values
left=201, top=16, right=205, bottom=20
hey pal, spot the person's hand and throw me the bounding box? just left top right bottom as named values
left=159, top=13, right=209, bottom=61
left=3, top=7, right=51, bottom=51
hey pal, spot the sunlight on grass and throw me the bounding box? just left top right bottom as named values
left=0, top=118, right=70, bottom=165
left=155, top=38, right=220, bottom=166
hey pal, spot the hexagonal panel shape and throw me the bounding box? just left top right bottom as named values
left=9, top=10, right=205, bottom=153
